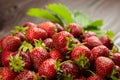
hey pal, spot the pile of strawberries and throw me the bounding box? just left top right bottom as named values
left=0, top=21, right=120, bottom=80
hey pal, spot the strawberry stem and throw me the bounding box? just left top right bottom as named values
left=9, top=54, right=25, bottom=72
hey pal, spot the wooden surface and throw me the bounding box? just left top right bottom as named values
left=0, top=0, right=120, bottom=46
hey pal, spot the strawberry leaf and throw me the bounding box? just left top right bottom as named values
left=105, top=30, right=115, bottom=39
left=12, top=26, right=28, bottom=34
left=46, top=3, right=73, bottom=25
left=27, top=8, right=61, bottom=24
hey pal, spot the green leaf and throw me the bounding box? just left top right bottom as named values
left=90, top=30, right=106, bottom=38
left=27, top=8, right=61, bottom=23
left=73, top=11, right=92, bottom=27
left=105, top=30, right=115, bottom=39
left=46, top=3, right=73, bottom=25
left=12, top=26, right=28, bottom=34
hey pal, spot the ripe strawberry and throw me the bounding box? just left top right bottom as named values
left=1, top=36, right=21, bottom=52
left=91, top=45, right=110, bottom=61
left=52, top=31, right=74, bottom=53
left=49, top=50, right=64, bottom=61
left=83, top=36, right=102, bottom=49
left=30, top=40, right=49, bottom=70
left=100, top=35, right=113, bottom=49
left=111, top=53, right=120, bottom=67
left=22, top=22, right=36, bottom=27
left=26, top=27, right=47, bottom=43
left=61, top=61, right=79, bottom=78
left=54, top=23, right=64, bottom=32
left=81, top=31, right=97, bottom=40
left=14, top=32, right=25, bottom=41
left=15, top=70, right=36, bottom=80
left=67, top=23, right=82, bottom=37
left=74, top=76, right=86, bottom=80
left=87, top=75, right=103, bottom=80
left=38, top=58, right=56, bottom=79
left=43, top=38, right=54, bottom=49
left=0, top=67, right=16, bottom=80
left=71, top=45, right=91, bottom=62
left=37, top=21, right=57, bottom=37
left=95, top=57, right=115, bottom=77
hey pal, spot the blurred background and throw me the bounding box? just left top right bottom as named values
left=0, top=0, right=120, bottom=44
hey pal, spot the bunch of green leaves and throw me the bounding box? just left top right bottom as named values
left=27, top=3, right=114, bottom=38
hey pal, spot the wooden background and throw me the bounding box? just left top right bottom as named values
left=0, top=0, right=120, bottom=46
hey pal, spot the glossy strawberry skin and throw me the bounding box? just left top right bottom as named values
left=71, top=46, right=91, bottom=61
left=100, top=35, right=113, bottom=49
left=111, top=53, right=120, bottom=67
left=14, top=32, right=25, bottom=41
left=91, top=45, right=110, bottom=61
left=61, top=62, right=79, bottom=78
left=87, top=75, right=103, bottom=80
left=49, top=50, right=64, bottom=61
left=37, top=21, right=56, bottom=37
left=30, top=47, right=49, bottom=70
left=26, top=27, right=47, bottom=43
left=54, top=23, right=64, bottom=32
left=1, top=36, right=21, bottom=52
left=0, top=67, right=15, bottom=80
left=83, top=36, right=102, bottom=49
left=22, top=22, right=36, bottom=28
left=52, top=31, right=73, bottom=53
left=95, top=57, right=115, bottom=77
left=15, top=70, right=35, bottom=80
left=67, top=23, right=82, bottom=38
left=38, top=58, right=56, bottom=79
left=43, top=38, right=54, bottom=49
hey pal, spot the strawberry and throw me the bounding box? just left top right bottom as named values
left=37, top=21, right=57, bottom=37
left=1, top=36, right=21, bottom=52
left=87, top=75, right=103, bottom=80
left=14, top=32, right=25, bottom=41
left=95, top=56, right=115, bottom=77
left=26, top=27, right=47, bottom=43
left=49, top=50, right=64, bottom=61
left=60, top=61, right=79, bottom=79
left=67, top=23, right=82, bottom=37
left=43, top=38, right=54, bottom=49
left=74, top=76, right=86, bottom=80
left=100, top=35, right=113, bottom=49
left=38, top=58, right=56, bottom=79
left=83, top=36, right=102, bottom=49
left=15, top=70, right=36, bottom=80
left=0, top=67, right=16, bottom=80
left=22, top=22, right=36, bottom=28
left=81, top=31, right=97, bottom=40
left=54, top=23, right=64, bottom=32
left=30, top=40, right=49, bottom=70
left=91, top=45, right=110, bottom=61
left=111, top=53, right=120, bottom=67
left=52, top=31, right=74, bottom=53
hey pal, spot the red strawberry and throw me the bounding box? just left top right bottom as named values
left=52, top=31, right=74, bottom=53
left=91, top=45, right=110, bottom=61
left=61, top=61, right=79, bottom=78
left=100, top=35, right=113, bottom=49
left=26, top=27, right=47, bottom=43
left=67, top=23, right=82, bottom=37
left=37, top=21, right=56, bottom=37
left=30, top=40, right=49, bottom=70
left=87, top=75, right=103, bottom=80
left=74, top=76, right=86, bottom=80
left=0, top=67, right=16, bottom=80
left=23, top=22, right=36, bottom=27
left=83, top=36, right=102, bottom=49
left=55, top=23, right=64, bottom=32
left=95, top=57, right=115, bottom=77
left=38, top=58, right=56, bottom=79
left=49, top=50, right=64, bottom=61
left=14, top=32, right=25, bottom=41
left=15, top=70, right=36, bottom=80
left=81, top=31, right=97, bottom=40
left=111, top=53, right=120, bottom=67
left=1, top=36, right=21, bottom=52
left=71, top=45, right=91, bottom=62
left=43, top=38, right=54, bottom=49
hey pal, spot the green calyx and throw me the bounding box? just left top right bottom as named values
left=110, top=67, right=119, bottom=80
left=19, top=41, right=33, bottom=52
left=74, top=54, right=90, bottom=69
left=9, top=54, right=25, bottom=72
left=12, top=26, right=28, bottom=35
left=111, top=45, right=119, bottom=53
left=0, top=75, right=2, bottom=79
